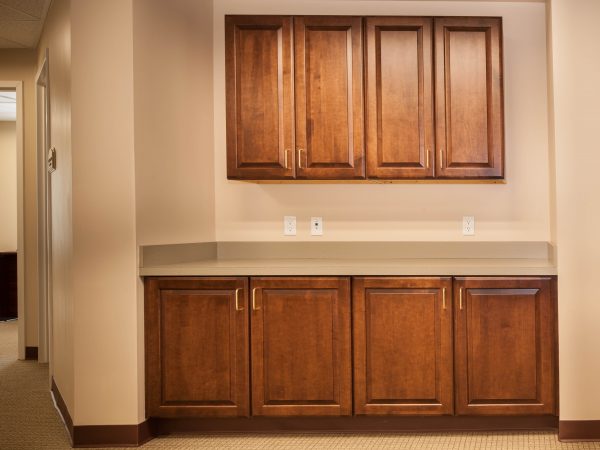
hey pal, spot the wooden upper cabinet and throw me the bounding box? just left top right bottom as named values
left=250, top=277, right=352, bottom=416
left=145, top=277, right=249, bottom=418
left=365, top=17, right=434, bottom=179
left=225, top=15, right=504, bottom=181
left=226, top=16, right=295, bottom=179
left=454, top=277, right=556, bottom=415
left=294, top=16, right=365, bottom=179
left=353, top=277, right=453, bottom=415
left=435, top=17, right=504, bottom=179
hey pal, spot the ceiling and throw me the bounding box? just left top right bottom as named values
left=0, top=91, right=16, bottom=121
left=0, top=0, right=52, bottom=48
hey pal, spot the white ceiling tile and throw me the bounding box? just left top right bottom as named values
left=0, top=0, right=47, bottom=19
left=0, top=3, right=33, bottom=20
left=0, top=0, right=51, bottom=48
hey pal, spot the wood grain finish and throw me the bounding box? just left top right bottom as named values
left=365, top=18, right=434, bottom=179
left=454, top=277, right=556, bottom=415
left=294, top=16, right=365, bottom=179
left=435, top=17, right=504, bottom=179
left=226, top=16, right=295, bottom=179
left=250, top=277, right=352, bottom=416
left=353, top=277, right=453, bottom=415
left=145, top=277, right=249, bottom=417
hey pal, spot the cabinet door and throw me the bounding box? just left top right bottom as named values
left=145, top=277, right=249, bottom=417
left=225, top=16, right=295, bottom=179
left=454, top=277, right=556, bottom=415
left=294, top=16, right=365, bottom=179
left=365, top=17, right=434, bottom=179
left=434, top=17, right=504, bottom=179
left=353, top=277, right=453, bottom=415
left=251, top=277, right=352, bottom=416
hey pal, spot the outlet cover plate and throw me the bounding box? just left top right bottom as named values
left=311, top=217, right=323, bottom=236
left=463, top=216, right=475, bottom=236
left=284, top=216, right=296, bottom=236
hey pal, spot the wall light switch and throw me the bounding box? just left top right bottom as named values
left=311, top=217, right=323, bottom=236
left=463, top=216, right=475, bottom=236
left=283, top=216, right=296, bottom=236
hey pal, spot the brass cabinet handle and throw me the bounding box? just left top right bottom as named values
left=442, top=287, right=446, bottom=310
left=284, top=149, right=291, bottom=169
left=459, top=287, right=463, bottom=310
left=439, top=148, right=444, bottom=169
left=426, top=149, right=430, bottom=169
left=252, top=287, right=260, bottom=311
left=235, top=288, right=244, bottom=311
left=297, top=148, right=305, bottom=169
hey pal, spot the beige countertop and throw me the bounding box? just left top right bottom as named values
left=139, top=242, right=557, bottom=277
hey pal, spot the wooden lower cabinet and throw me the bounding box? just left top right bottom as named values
left=144, top=275, right=557, bottom=422
left=250, top=277, right=352, bottom=416
left=145, top=277, right=249, bottom=417
left=453, top=277, right=557, bottom=415
left=353, top=277, right=453, bottom=415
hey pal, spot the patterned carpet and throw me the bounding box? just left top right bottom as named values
left=1, top=320, right=600, bottom=450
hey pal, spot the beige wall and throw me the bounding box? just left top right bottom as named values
left=549, top=0, right=600, bottom=421
left=36, top=0, right=74, bottom=415
left=0, top=121, right=17, bottom=251
left=133, top=0, right=215, bottom=246
left=71, top=0, right=140, bottom=425
left=213, top=0, right=551, bottom=242
left=0, top=49, right=39, bottom=346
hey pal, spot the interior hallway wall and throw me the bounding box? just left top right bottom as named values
left=0, top=121, right=17, bottom=251
left=36, top=0, right=74, bottom=414
left=133, top=0, right=216, bottom=246
left=70, top=0, right=139, bottom=426
left=0, top=49, right=39, bottom=347
left=549, top=0, right=600, bottom=424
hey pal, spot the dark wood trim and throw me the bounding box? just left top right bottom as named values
left=72, top=423, right=152, bottom=448
left=51, top=378, right=74, bottom=444
left=559, top=421, right=600, bottom=441
left=25, top=346, right=38, bottom=360
left=51, top=378, right=152, bottom=447
left=149, top=415, right=558, bottom=435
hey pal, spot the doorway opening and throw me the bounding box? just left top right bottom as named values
left=0, top=82, right=24, bottom=360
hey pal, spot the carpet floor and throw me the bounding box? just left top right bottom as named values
left=1, top=320, right=599, bottom=450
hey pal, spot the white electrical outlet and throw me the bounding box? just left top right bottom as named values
left=311, top=217, right=323, bottom=236
left=463, top=216, right=475, bottom=236
left=283, top=216, right=296, bottom=236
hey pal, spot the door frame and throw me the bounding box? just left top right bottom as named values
left=0, top=80, right=25, bottom=360
left=35, top=51, right=52, bottom=367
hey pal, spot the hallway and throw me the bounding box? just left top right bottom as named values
left=0, top=320, right=70, bottom=449
left=2, top=321, right=600, bottom=449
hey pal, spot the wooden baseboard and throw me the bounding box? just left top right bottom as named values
left=50, top=378, right=151, bottom=447
left=51, top=378, right=74, bottom=443
left=25, top=346, right=38, bottom=360
left=559, top=420, right=600, bottom=441
left=149, top=415, right=558, bottom=435
left=72, top=423, right=152, bottom=448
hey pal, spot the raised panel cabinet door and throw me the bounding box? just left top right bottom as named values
left=250, top=277, right=352, bottom=416
left=225, top=16, right=295, bottom=179
left=353, top=277, right=453, bottom=415
left=365, top=17, right=434, bottom=179
left=434, top=17, right=504, bottom=179
left=294, top=16, right=365, bottom=179
left=454, top=277, right=557, bottom=415
left=145, top=277, right=249, bottom=418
